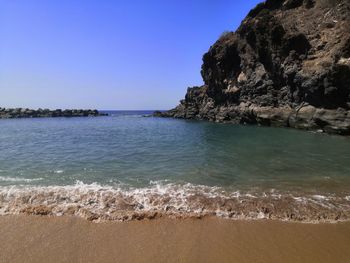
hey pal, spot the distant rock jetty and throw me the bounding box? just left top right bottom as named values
left=0, top=108, right=107, bottom=119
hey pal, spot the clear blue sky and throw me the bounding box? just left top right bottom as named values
left=0, top=0, right=261, bottom=110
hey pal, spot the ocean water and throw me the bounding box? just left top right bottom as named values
left=0, top=111, right=349, bottom=221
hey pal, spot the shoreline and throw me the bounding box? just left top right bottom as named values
left=1, top=181, right=350, bottom=223
left=155, top=104, right=350, bottom=136
left=1, top=215, right=350, bottom=263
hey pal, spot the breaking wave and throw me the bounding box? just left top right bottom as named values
left=0, top=181, right=349, bottom=222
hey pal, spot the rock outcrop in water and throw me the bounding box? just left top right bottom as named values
left=0, top=108, right=107, bottom=118
left=156, top=0, right=350, bottom=135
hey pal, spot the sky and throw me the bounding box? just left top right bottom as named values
left=0, top=0, right=261, bottom=110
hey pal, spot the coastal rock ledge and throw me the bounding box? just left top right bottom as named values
left=155, top=0, right=350, bottom=135
left=0, top=108, right=107, bottom=119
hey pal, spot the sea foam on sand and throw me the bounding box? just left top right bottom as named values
left=0, top=180, right=349, bottom=222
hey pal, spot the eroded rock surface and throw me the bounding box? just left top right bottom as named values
left=157, top=0, right=350, bottom=135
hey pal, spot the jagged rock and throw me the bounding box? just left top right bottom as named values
left=0, top=108, right=107, bottom=119
left=156, top=0, right=350, bottom=135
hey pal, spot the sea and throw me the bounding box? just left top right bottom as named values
left=0, top=110, right=349, bottom=222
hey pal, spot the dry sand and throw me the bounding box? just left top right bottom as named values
left=0, top=215, right=350, bottom=263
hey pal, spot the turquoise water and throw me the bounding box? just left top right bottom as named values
left=0, top=111, right=349, bottom=221
left=1, top=111, right=349, bottom=192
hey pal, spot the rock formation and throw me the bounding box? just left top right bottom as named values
left=156, top=0, right=350, bottom=135
left=0, top=108, right=107, bottom=119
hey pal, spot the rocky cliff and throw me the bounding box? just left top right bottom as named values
left=157, top=0, right=350, bottom=135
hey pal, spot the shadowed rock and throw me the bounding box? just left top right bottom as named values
left=0, top=108, right=107, bottom=119
left=156, top=0, right=350, bottom=135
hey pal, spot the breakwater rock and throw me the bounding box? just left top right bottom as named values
left=0, top=108, right=107, bottom=119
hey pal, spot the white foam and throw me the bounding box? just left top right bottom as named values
left=257, top=211, right=267, bottom=219
left=0, top=176, right=43, bottom=183
left=293, top=196, right=307, bottom=203
left=312, top=195, right=327, bottom=200
left=0, top=181, right=348, bottom=222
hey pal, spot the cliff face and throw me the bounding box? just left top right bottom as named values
left=159, top=0, right=350, bottom=135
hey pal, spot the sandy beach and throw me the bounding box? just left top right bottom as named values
left=0, top=216, right=349, bottom=263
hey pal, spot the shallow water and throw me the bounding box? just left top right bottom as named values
left=0, top=111, right=349, bottom=221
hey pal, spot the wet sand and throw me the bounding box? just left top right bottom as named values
left=0, top=216, right=350, bottom=263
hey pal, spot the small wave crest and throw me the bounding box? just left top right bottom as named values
left=0, top=176, right=43, bottom=183
left=0, top=181, right=349, bottom=222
